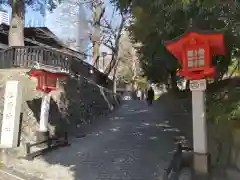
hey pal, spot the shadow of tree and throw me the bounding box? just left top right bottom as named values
left=20, top=74, right=120, bottom=144
left=156, top=91, right=193, bottom=145
left=55, top=76, right=115, bottom=136
left=157, top=78, right=240, bottom=168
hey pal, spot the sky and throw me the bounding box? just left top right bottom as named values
left=1, top=0, right=120, bottom=31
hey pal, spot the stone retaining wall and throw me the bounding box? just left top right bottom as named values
left=0, top=69, right=120, bottom=157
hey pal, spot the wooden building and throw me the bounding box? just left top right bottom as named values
left=0, top=23, right=86, bottom=60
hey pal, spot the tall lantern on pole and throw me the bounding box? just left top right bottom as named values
left=164, top=30, right=226, bottom=175
left=28, top=68, right=68, bottom=144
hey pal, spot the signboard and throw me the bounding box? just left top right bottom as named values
left=0, top=81, right=23, bottom=148
left=190, top=79, right=207, bottom=91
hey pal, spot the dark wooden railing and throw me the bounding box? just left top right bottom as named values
left=24, top=132, right=70, bottom=160
left=0, top=46, right=113, bottom=89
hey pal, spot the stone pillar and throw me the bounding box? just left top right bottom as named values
left=192, top=90, right=210, bottom=174
left=36, top=93, right=50, bottom=144
left=0, top=80, right=23, bottom=148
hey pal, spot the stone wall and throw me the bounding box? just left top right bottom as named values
left=0, top=69, right=120, bottom=157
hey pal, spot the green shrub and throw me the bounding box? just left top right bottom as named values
left=207, top=87, right=240, bottom=126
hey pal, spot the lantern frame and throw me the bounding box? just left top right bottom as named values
left=28, top=69, right=68, bottom=93
left=164, top=31, right=226, bottom=80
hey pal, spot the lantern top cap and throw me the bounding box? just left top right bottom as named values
left=28, top=69, right=69, bottom=78
left=163, top=29, right=225, bottom=45
left=163, top=29, right=226, bottom=59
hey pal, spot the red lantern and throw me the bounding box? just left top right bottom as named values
left=28, top=69, right=68, bottom=93
left=164, top=31, right=226, bottom=80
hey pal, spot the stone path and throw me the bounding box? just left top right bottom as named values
left=3, top=100, right=188, bottom=180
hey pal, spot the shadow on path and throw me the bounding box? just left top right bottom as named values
left=156, top=92, right=193, bottom=146
left=8, top=100, right=192, bottom=180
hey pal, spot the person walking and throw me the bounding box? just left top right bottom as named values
left=141, top=89, right=144, bottom=100
left=136, top=88, right=142, bottom=100
left=147, top=87, right=155, bottom=105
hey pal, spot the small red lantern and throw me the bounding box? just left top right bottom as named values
left=164, top=31, right=226, bottom=80
left=28, top=69, right=68, bottom=93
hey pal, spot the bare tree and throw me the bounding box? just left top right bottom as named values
left=89, top=0, right=105, bottom=67
left=116, top=30, right=143, bottom=90
left=88, top=0, right=129, bottom=92
left=100, top=12, right=129, bottom=92
left=102, top=13, right=127, bottom=75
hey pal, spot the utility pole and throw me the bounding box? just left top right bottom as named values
left=91, top=0, right=105, bottom=68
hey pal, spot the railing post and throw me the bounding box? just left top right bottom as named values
left=25, top=143, right=30, bottom=155
left=64, top=132, right=68, bottom=144
left=163, top=171, right=168, bottom=180
left=0, top=51, right=3, bottom=68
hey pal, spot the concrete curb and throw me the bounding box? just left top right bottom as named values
left=178, top=168, right=192, bottom=180
left=0, top=165, right=43, bottom=180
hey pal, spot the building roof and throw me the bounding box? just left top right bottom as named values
left=0, top=23, right=87, bottom=58
left=0, top=23, right=64, bottom=48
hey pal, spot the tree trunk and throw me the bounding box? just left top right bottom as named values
left=170, top=71, right=178, bottom=91
left=104, top=15, right=125, bottom=75
left=91, top=1, right=104, bottom=67
left=131, top=50, right=137, bottom=89
left=112, top=65, right=117, bottom=93
left=112, top=58, right=121, bottom=93
left=9, top=0, right=25, bottom=46
left=131, top=80, right=137, bottom=91
left=92, top=41, right=100, bottom=68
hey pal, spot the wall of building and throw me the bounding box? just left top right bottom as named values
left=45, top=0, right=90, bottom=57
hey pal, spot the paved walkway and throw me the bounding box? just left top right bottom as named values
left=3, top=100, right=188, bottom=180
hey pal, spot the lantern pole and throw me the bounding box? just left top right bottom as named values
left=36, top=92, right=50, bottom=145
left=190, top=79, right=210, bottom=175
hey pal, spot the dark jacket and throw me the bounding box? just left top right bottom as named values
left=147, top=88, right=154, bottom=100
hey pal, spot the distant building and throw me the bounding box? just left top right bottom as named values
left=46, top=0, right=90, bottom=58
left=0, top=8, right=9, bottom=25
